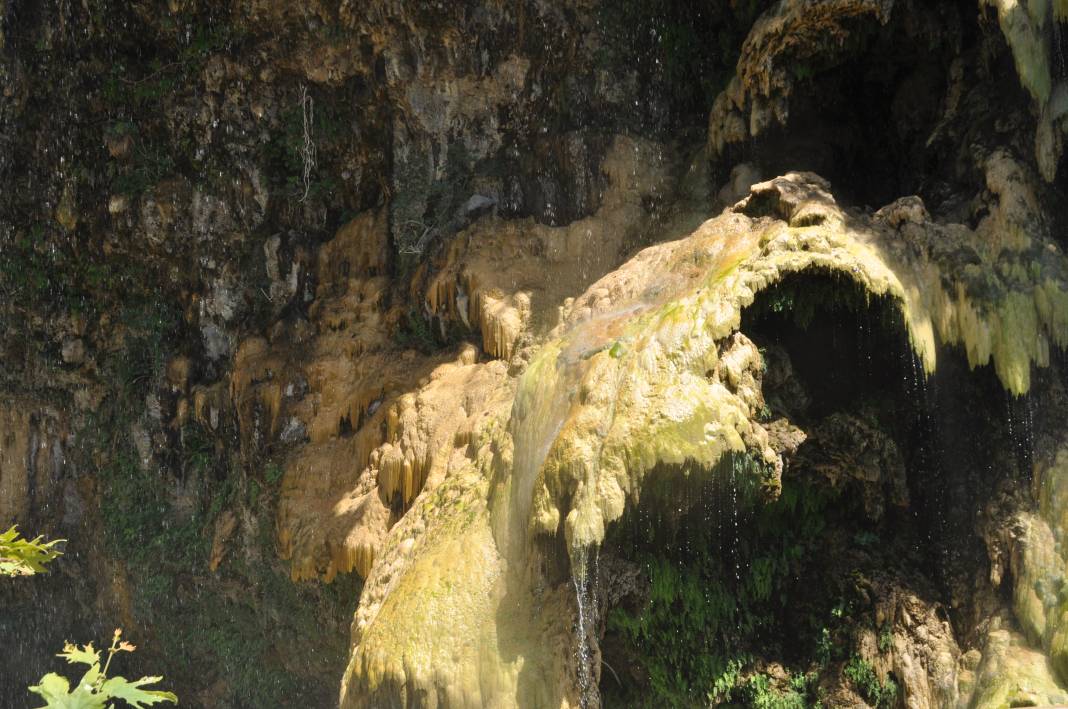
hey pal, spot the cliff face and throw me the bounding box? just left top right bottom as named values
left=4, top=1, right=1068, bottom=707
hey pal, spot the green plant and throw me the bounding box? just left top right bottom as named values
left=248, top=479, right=263, bottom=507
left=180, top=23, right=242, bottom=64
left=878, top=625, right=893, bottom=654
left=263, top=86, right=347, bottom=203
left=606, top=461, right=838, bottom=704
left=608, top=556, right=750, bottom=701
left=815, top=626, right=835, bottom=667
left=790, top=62, right=816, bottom=81
left=99, top=448, right=206, bottom=578
left=747, top=273, right=901, bottom=332
left=853, top=531, right=879, bottom=547
left=105, top=121, right=137, bottom=139
left=180, top=423, right=215, bottom=476
left=741, top=671, right=816, bottom=709
left=395, top=309, right=439, bottom=353
left=0, top=224, right=72, bottom=306
left=107, top=298, right=180, bottom=396
left=28, top=629, right=177, bottom=708
left=265, top=462, right=285, bottom=486
left=707, top=657, right=745, bottom=703
left=0, top=526, right=63, bottom=576
left=109, top=141, right=176, bottom=196
left=844, top=656, right=897, bottom=709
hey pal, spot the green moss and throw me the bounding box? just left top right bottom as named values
left=264, top=461, right=285, bottom=486
left=108, top=141, right=176, bottom=197
left=844, top=656, right=897, bottom=709
left=99, top=451, right=207, bottom=574
left=262, top=86, right=350, bottom=204
left=741, top=671, right=821, bottom=709
left=604, top=473, right=843, bottom=705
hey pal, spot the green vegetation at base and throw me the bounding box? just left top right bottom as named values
left=603, top=461, right=899, bottom=708
left=28, top=629, right=177, bottom=709
left=740, top=671, right=820, bottom=709
left=60, top=295, right=362, bottom=706
left=844, top=656, right=897, bottom=709
left=85, top=413, right=361, bottom=705
left=606, top=473, right=837, bottom=706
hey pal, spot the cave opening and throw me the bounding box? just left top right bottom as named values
left=733, top=1, right=1001, bottom=214
left=596, top=271, right=1023, bottom=706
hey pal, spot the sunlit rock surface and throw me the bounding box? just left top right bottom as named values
left=324, top=173, right=1068, bottom=705
left=1014, top=434, right=1068, bottom=682
left=967, top=626, right=1068, bottom=708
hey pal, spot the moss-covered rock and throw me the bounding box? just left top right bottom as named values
left=339, top=172, right=1068, bottom=705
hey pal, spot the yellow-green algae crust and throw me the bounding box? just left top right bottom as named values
left=1013, top=438, right=1068, bottom=684
left=980, top=0, right=1053, bottom=104
left=969, top=628, right=1068, bottom=709
left=341, top=173, right=1068, bottom=707
left=341, top=413, right=583, bottom=708
left=517, top=173, right=1068, bottom=558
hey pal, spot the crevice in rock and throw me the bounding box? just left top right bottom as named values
left=712, top=1, right=1039, bottom=216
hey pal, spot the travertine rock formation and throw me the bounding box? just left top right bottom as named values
left=325, top=171, right=1068, bottom=706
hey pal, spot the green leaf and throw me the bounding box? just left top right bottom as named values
left=27, top=673, right=107, bottom=709
left=77, top=665, right=102, bottom=691
left=28, top=674, right=72, bottom=702
left=57, top=643, right=101, bottom=668
left=99, top=676, right=178, bottom=707
left=0, top=525, right=64, bottom=576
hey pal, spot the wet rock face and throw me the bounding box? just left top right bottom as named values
left=334, top=170, right=1068, bottom=705
left=0, top=402, right=68, bottom=528
left=794, top=412, right=909, bottom=520
left=5, top=0, right=1068, bottom=706
left=0, top=1, right=739, bottom=703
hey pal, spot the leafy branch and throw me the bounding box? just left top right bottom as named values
left=0, top=526, right=64, bottom=577
left=28, top=629, right=178, bottom=708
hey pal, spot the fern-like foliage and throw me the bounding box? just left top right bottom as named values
left=28, top=629, right=178, bottom=708
left=0, top=526, right=63, bottom=576
left=844, top=656, right=897, bottom=709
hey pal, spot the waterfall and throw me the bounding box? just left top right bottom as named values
left=571, top=544, right=600, bottom=709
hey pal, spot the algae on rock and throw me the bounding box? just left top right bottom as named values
left=1012, top=435, right=1068, bottom=682
left=333, top=171, right=1068, bottom=706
